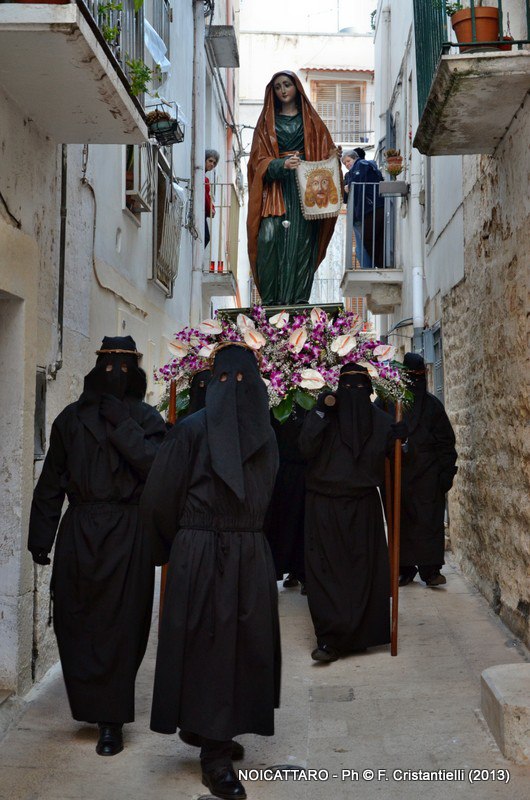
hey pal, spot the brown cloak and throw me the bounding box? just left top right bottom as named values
left=247, top=71, right=340, bottom=293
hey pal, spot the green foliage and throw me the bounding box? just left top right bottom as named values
left=272, top=394, right=294, bottom=424
left=125, top=58, right=153, bottom=97
left=133, top=0, right=145, bottom=13
left=98, top=1, right=123, bottom=44
left=370, top=9, right=377, bottom=31
left=433, top=1, right=463, bottom=15
left=293, top=389, right=316, bottom=411
left=175, top=388, right=191, bottom=416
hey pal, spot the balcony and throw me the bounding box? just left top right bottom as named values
left=202, top=182, right=241, bottom=303
left=413, top=1, right=530, bottom=155
left=0, top=2, right=147, bottom=143
left=340, top=183, right=403, bottom=315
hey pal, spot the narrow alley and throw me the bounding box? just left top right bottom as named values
left=1, top=557, right=528, bottom=800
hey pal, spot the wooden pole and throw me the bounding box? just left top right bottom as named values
left=159, top=380, right=177, bottom=631
left=391, top=400, right=403, bottom=657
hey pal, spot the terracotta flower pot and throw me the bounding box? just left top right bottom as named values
left=451, top=7, right=500, bottom=53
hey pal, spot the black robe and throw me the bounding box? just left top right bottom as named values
left=28, top=397, right=166, bottom=724
left=140, top=409, right=281, bottom=739
left=263, top=409, right=307, bottom=582
left=299, top=406, right=392, bottom=652
left=388, top=392, right=457, bottom=566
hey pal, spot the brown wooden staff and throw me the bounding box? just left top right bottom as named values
left=158, top=379, right=177, bottom=631
left=391, top=400, right=403, bottom=656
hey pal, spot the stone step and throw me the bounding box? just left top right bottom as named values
left=481, top=663, right=530, bottom=764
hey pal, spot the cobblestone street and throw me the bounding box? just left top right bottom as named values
left=0, top=557, right=528, bottom=800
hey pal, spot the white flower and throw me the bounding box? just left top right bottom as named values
left=198, top=343, right=216, bottom=358
left=237, top=313, right=255, bottom=333
left=373, top=344, right=396, bottom=362
left=299, top=368, right=326, bottom=390
left=310, top=307, right=328, bottom=326
left=331, top=334, right=357, bottom=357
left=198, top=319, right=223, bottom=335
left=189, top=334, right=201, bottom=347
left=269, top=310, right=289, bottom=329
left=167, top=340, right=189, bottom=360
left=357, top=360, right=379, bottom=379
left=262, top=377, right=271, bottom=387
left=288, top=327, right=308, bottom=353
left=243, top=328, right=266, bottom=350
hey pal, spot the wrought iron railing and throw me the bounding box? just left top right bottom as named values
left=316, top=102, right=374, bottom=143
left=413, top=1, right=530, bottom=117
left=155, top=179, right=185, bottom=294
left=81, top=1, right=144, bottom=90
left=344, top=183, right=395, bottom=270
left=152, top=0, right=171, bottom=56
left=204, top=183, right=241, bottom=281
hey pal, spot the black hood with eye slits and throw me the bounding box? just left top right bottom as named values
left=206, top=345, right=271, bottom=501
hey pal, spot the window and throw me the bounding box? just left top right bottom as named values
left=152, top=153, right=185, bottom=295
left=125, top=143, right=155, bottom=215
left=313, top=81, right=373, bottom=143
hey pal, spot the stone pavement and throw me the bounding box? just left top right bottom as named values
left=1, top=556, right=528, bottom=800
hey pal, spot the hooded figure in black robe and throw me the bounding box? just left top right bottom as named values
left=263, top=406, right=308, bottom=590
left=28, top=336, right=166, bottom=754
left=395, top=353, right=457, bottom=586
left=299, top=364, right=401, bottom=662
left=186, top=368, right=211, bottom=415
left=140, top=343, right=280, bottom=799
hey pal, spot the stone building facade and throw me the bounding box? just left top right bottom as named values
left=443, top=97, right=530, bottom=645
left=372, top=0, right=529, bottom=646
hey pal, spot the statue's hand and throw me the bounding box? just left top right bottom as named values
left=284, top=151, right=301, bottom=170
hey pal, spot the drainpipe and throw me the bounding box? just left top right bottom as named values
left=189, top=0, right=206, bottom=326
left=48, top=144, right=67, bottom=378
left=412, top=266, right=424, bottom=353
left=410, top=140, right=424, bottom=353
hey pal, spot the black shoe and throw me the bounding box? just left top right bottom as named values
left=179, top=730, right=244, bottom=761
left=399, top=574, right=415, bottom=586
left=96, top=723, right=123, bottom=756
left=202, top=765, right=247, bottom=799
left=283, top=574, right=299, bottom=588
left=300, top=583, right=307, bottom=596
left=425, top=573, right=447, bottom=587
left=311, top=644, right=339, bottom=662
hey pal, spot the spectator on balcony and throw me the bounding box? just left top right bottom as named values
left=28, top=336, right=166, bottom=757
left=299, top=363, right=407, bottom=662
left=343, top=147, right=384, bottom=268
left=247, top=71, right=340, bottom=305
left=205, top=149, right=219, bottom=249
left=140, top=343, right=280, bottom=800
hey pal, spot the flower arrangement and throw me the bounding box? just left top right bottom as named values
left=383, top=148, right=404, bottom=180
left=155, top=306, right=411, bottom=421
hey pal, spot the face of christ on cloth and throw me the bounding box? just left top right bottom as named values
left=304, top=168, right=339, bottom=209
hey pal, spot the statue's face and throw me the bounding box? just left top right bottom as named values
left=273, top=75, right=297, bottom=106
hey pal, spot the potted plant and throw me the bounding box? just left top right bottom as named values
left=383, top=148, right=404, bottom=179
left=146, top=103, right=185, bottom=146
left=439, top=2, right=501, bottom=52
